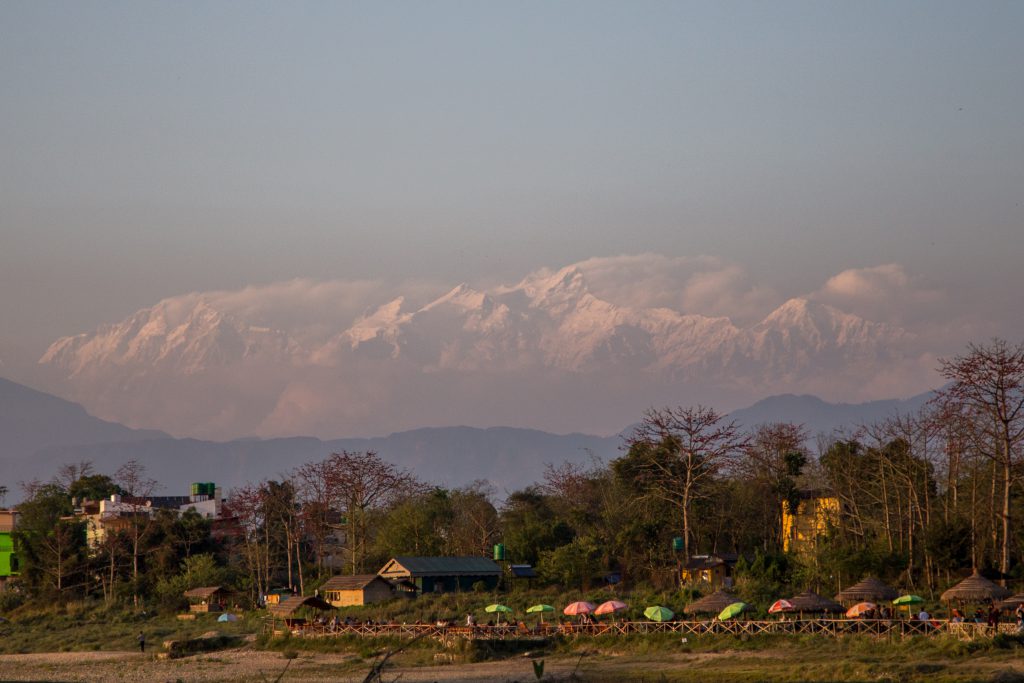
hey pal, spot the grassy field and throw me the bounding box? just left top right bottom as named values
left=4, top=598, right=1024, bottom=682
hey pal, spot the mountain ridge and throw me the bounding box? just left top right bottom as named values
left=2, top=376, right=934, bottom=502
left=33, top=265, right=928, bottom=439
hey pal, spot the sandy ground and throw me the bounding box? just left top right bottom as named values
left=0, top=649, right=600, bottom=683
left=3, top=647, right=1024, bottom=683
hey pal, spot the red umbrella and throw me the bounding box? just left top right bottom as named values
left=594, top=600, right=629, bottom=615
left=768, top=599, right=794, bottom=614
left=563, top=601, right=596, bottom=616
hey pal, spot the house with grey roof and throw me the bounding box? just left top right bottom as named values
left=377, top=556, right=501, bottom=594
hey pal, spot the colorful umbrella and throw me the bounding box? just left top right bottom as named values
left=718, top=602, right=749, bottom=620
left=527, top=604, right=554, bottom=623
left=595, top=600, right=629, bottom=615
left=485, top=604, right=513, bottom=623
left=768, top=599, right=795, bottom=614
left=563, top=601, right=596, bottom=616
left=892, top=595, right=924, bottom=606
left=846, top=602, right=877, bottom=618
left=643, top=606, right=675, bottom=622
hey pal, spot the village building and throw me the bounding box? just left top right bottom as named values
left=0, top=510, right=19, bottom=589
left=781, top=490, right=840, bottom=554
left=377, top=556, right=501, bottom=594
left=681, top=553, right=741, bottom=589
left=319, top=574, right=393, bottom=607
left=184, top=585, right=228, bottom=613
left=78, top=483, right=228, bottom=549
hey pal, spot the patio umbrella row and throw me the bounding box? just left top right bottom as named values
left=483, top=572, right=1015, bottom=625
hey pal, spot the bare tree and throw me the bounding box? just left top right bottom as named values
left=114, top=460, right=158, bottom=605
left=935, top=339, right=1024, bottom=578
left=624, top=405, right=749, bottom=560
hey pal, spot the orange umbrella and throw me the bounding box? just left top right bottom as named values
left=563, top=601, right=596, bottom=616
left=594, top=600, right=629, bottom=615
left=846, top=602, right=877, bottom=618
left=768, top=599, right=794, bottom=614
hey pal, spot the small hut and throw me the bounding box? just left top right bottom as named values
left=683, top=590, right=742, bottom=616
left=834, top=577, right=898, bottom=605
left=268, top=595, right=335, bottom=633
left=788, top=590, right=844, bottom=615
left=940, top=570, right=1011, bottom=604
left=184, top=586, right=227, bottom=613
left=320, top=575, right=393, bottom=607
left=998, top=594, right=1024, bottom=610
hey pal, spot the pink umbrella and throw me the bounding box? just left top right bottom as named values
left=563, top=601, right=596, bottom=616
left=594, top=600, right=629, bottom=615
left=846, top=602, right=877, bottom=618
left=768, top=599, right=794, bottom=614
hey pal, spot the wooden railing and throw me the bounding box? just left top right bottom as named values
left=267, top=618, right=1021, bottom=642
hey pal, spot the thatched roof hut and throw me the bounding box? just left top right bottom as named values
left=268, top=595, right=335, bottom=617
left=998, top=594, right=1024, bottom=610
left=183, top=586, right=224, bottom=601
left=940, top=571, right=1011, bottom=603
left=788, top=590, right=844, bottom=614
left=834, top=577, right=898, bottom=604
left=683, top=590, right=741, bottom=615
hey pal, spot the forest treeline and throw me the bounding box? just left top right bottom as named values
left=4, top=338, right=1024, bottom=611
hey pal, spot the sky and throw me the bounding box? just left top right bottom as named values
left=2, top=0, right=1023, bottom=355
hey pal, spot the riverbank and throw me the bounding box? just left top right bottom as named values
left=3, top=638, right=1024, bottom=683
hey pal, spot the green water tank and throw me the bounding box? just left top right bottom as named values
left=493, top=543, right=506, bottom=561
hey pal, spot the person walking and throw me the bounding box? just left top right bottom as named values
left=137, top=631, right=146, bottom=653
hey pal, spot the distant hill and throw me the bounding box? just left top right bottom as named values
left=0, top=376, right=169, bottom=461
left=728, top=391, right=936, bottom=438
left=1, top=376, right=939, bottom=502
left=29, top=428, right=621, bottom=499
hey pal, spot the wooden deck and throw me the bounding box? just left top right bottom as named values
left=266, top=618, right=1020, bottom=641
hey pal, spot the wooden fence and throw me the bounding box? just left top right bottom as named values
left=267, top=618, right=1020, bottom=642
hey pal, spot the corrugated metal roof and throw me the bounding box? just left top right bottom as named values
left=320, top=574, right=389, bottom=591
left=379, top=556, right=501, bottom=578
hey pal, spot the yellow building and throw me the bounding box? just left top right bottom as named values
left=781, top=492, right=839, bottom=554
left=320, top=575, right=394, bottom=607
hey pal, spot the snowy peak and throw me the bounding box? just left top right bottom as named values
left=35, top=264, right=929, bottom=439
left=420, top=284, right=488, bottom=313
left=40, top=296, right=299, bottom=376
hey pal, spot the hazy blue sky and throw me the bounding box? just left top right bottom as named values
left=2, top=1, right=1023, bottom=351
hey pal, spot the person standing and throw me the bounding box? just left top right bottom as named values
left=137, top=631, right=146, bottom=653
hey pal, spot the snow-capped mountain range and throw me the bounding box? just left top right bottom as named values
left=36, top=264, right=929, bottom=440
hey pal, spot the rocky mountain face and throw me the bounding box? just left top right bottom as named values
left=36, top=266, right=921, bottom=439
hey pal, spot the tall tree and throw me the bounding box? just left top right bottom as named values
left=323, top=451, right=421, bottom=574
left=114, top=460, right=159, bottom=604
left=623, top=405, right=749, bottom=560
left=936, top=339, right=1024, bottom=577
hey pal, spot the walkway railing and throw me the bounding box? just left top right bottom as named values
left=267, top=618, right=1021, bottom=641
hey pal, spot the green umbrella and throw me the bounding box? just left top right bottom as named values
left=892, top=595, right=924, bottom=606
left=718, top=602, right=749, bottom=620
left=485, top=604, right=513, bottom=623
left=643, top=605, right=675, bottom=622
left=527, top=604, right=554, bottom=624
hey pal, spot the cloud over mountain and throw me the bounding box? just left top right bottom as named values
left=36, top=256, right=951, bottom=440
